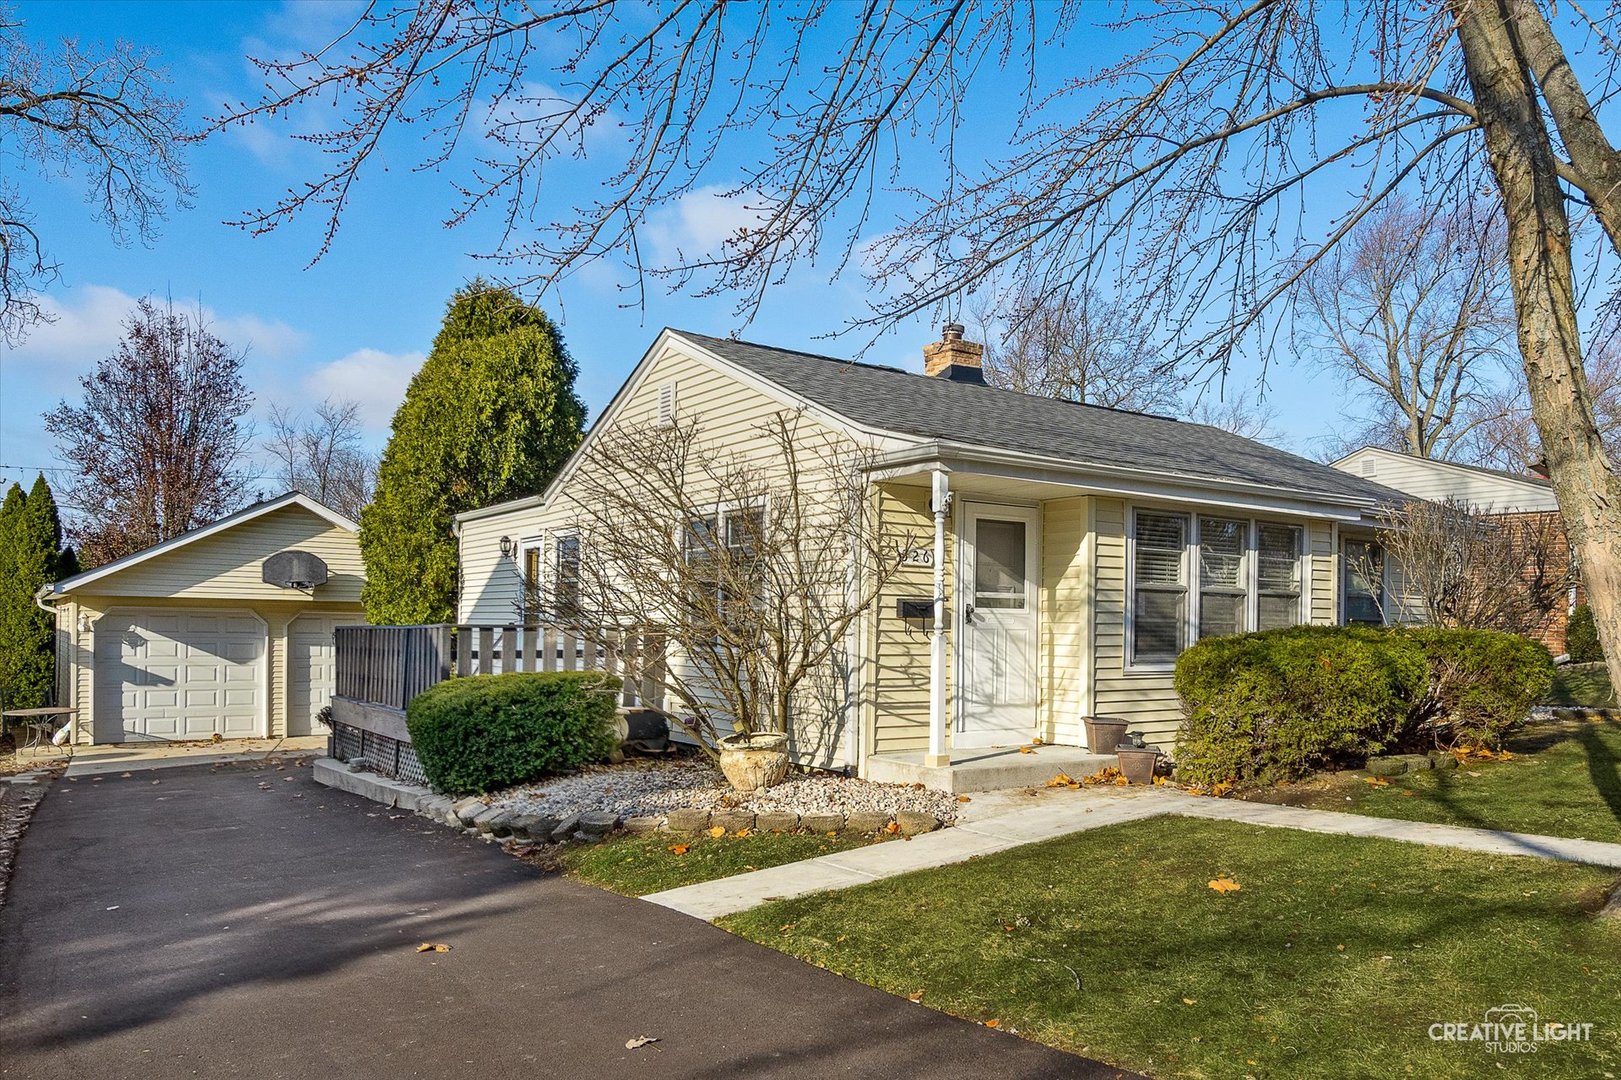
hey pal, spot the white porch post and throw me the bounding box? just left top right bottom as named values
left=927, top=468, right=952, bottom=768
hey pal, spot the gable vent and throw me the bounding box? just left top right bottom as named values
left=657, top=381, right=677, bottom=426
left=1361, top=460, right=1377, bottom=476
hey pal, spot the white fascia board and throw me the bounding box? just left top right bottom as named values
left=870, top=441, right=1388, bottom=523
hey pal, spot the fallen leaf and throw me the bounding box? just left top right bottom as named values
left=1208, top=876, right=1242, bottom=894
left=1336, top=944, right=1346, bottom=951
left=985, top=1019, right=1001, bottom=1029
left=1044, top=773, right=1075, bottom=788
left=1018, top=745, right=1035, bottom=754
left=734, top=827, right=751, bottom=838
left=907, top=990, right=926, bottom=1002
left=957, top=795, right=971, bottom=803
left=433, top=944, right=451, bottom=953
left=884, top=821, right=901, bottom=834
left=625, top=1036, right=660, bottom=1050
left=1183, top=998, right=1197, bottom=1005
left=708, top=825, right=726, bottom=838
left=668, top=844, right=690, bottom=855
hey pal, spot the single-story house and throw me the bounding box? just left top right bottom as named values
left=455, top=327, right=1408, bottom=781
left=1329, top=445, right=1579, bottom=653
left=38, top=492, right=367, bottom=745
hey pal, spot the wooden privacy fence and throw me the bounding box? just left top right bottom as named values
left=334, top=624, right=667, bottom=713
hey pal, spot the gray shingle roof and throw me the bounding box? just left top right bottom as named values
left=678, top=331, right=1403, bottom=508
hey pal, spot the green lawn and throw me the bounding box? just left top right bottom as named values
left=1246, top=713, right=1621, bottom=843
left=556, top=831, right=886, bottom=896
left=720, top=817, right=1621, bottom=1079
left=1549, top=662, right=1617, bottom=708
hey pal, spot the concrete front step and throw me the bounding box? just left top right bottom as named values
left=864, top=745, right=1119, bottom=793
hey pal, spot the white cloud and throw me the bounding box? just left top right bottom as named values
left=300, top=347, right=424, bottom=434
left=644, top=185, right=774, bottom=267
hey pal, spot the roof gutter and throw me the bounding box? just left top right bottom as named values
left=869, top=440, right=1393, bottom=520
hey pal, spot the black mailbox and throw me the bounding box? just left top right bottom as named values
left=897, top=598, right=935, bottom=621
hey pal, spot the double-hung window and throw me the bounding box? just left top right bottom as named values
left=1197, top=518, right=1248, bottom=640
left=1132, top=511, right=1189, bottom=665
left=684, top=503, right=766, bottom=624
left=1257, top=524, right=1305, bottom=630
left=554, top=534, right=581, bottom=622
left=1131, top=510, right=1308, bottom=666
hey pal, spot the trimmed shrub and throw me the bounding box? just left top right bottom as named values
left=1567, top=603, right=1602, bottom=663
left=1174, top=624, right=1556, bottom=785
left=1173, top=625, right=1428, bottom=787
left=1403, top=627, right=1554, bottom=748
left=406, top=671, right=621, bottom=795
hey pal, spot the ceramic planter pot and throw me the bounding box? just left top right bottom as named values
left=1115, top=745, right=1161, bottom=785
left=718, top=732, right=790, bottom=792
left=1083, top=716, right=1129, bottom=755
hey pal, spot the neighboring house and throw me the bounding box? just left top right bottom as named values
left=38, top=493, right=367, bottom=744
left=1330, top=446, right=1579, bottom=654
left=455, top=327, right=1406, bottom=781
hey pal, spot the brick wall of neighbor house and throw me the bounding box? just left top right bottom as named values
left=865, top=483, right=955, bottom=757
left=1495, top=510, right=1579, bottom=656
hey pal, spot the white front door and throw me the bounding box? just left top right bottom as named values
left=957, top=504, right=1040, bottom=747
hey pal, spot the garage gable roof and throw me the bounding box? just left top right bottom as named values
left=43, top=492, right=359, bottom=600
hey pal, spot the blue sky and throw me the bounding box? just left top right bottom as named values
left=0, top=0, right=1347, bottom=500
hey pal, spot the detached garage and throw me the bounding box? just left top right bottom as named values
left=39, top=493, right=368, bottom=745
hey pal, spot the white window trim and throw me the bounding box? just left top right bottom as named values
left=1125, top=505, right=1309, bottom=673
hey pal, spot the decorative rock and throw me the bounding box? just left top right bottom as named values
left=549, top=814, right=582, bottom=843
left=1365, top=756, right=1411, bottom=777
left=454, top=799, right=486, bottom=825
left=1401, top=754, right=1435, bottom=771
left=1429, top=753, right=1459, bottom=770
left=577, top=811, right=619, bottom=837
left=666, top=808, right=712, bottom=834
left=710, top=809, right=756, bottom=834
left=472, top=808, right=511, bottom=836
left=799, top=812, right=844, bottom=834
left=843, top=811, right=891, bottom=835
left=622, top=815, right=664, bottom=834
left=896, top=811, right=941, bottom=835
left=509, top=813, right=561, bottom=840
left=755, top=811, right=799, bottom=833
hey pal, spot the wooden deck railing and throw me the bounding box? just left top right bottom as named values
left=334, top=624, right=667, bottom=713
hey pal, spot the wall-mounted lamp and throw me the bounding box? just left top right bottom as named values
left=499, top=535, right=516, bottom=559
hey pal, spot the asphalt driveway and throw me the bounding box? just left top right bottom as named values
left=0, top=759, right=1127, bottom=1079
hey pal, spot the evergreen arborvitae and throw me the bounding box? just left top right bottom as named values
left=0, top=477, right=73, bottom=708
left=360, top=282, right=587, bottom=623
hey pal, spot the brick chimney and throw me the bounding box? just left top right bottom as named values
left=1529, top=456, right=1551, bottom=480
left=923, top=322, right=986, bottom=384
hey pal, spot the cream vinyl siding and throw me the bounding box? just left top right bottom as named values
left=456, top=340, right=878, bottom=769
left=1334, top=447, right=1557, bottom=513
left=1091, top=498, right=1183, bottom=744
left=1040, top=496, right=1091, bottom=746
left=865, top=483, right=953, bottom=757
left=81, top=505, right=366, bottom=604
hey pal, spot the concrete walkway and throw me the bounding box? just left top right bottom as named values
left=645, top=787, right=1621, bottom=920
left=63, top=736, right=327, bottom=777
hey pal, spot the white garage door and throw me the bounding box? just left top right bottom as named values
left=94, top=610, right=265, bottom=742
left=288, top=614, right=348, bottom=736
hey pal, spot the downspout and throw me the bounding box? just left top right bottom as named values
left=927, top=469, right=952, bottom=768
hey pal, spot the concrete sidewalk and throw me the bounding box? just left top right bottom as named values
left=645, top=786, right=1621, bottom=920
left=63, top=736, right=327, bottom=777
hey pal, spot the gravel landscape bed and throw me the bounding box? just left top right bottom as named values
left=486, top=756, right=959, bottom=825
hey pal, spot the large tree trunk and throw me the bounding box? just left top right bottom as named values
left=1455, top=0, right=1621, bottom=689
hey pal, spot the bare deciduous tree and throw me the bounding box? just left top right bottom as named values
left=1293, top=201, right=1514, bottom=460
left=978, top=287, right=1182, bottom=411
left=264, top=398, right=377, bottom=520
left=540, top=412, right=909, bottom=760
left=1462, top=329, right=1621, bottom=472
left=44, top=298, right=254, bottom=566
left=1381, top=499, right=1570, bottom=638
left=0, top=13, right=190, bottom=344
left=212, top=1, right=1621, bottom=691
left=1185, top=387, right=1280, bottom=442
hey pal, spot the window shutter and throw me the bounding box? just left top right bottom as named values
left=657, top=381, right=677, bottom=426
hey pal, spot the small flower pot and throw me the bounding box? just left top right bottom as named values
left=1115, top=745, right=1161, bottom=785
left=718, top=732, right=790, bottom=792
left=1083, top=716, right=1129, bottom=755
